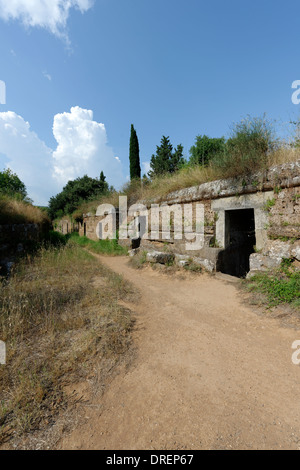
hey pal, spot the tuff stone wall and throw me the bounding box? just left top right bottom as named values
left=138, top=161, right=300, bottom=276
left=55, top=217, right=79, bottom=236
left=63, top=160, right=300, bottom=277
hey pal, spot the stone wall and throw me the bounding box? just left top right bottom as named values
left=138, top=161, right=300, bottom=276
left=0, top=223, right=42, bottom=275
left=55, top=217, right=79, bottom=236
left=64, top=160, right=300, bottom=277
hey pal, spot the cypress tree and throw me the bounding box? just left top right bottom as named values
left=129, top=124, right=141, bottom=180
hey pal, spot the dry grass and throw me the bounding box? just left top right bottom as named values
left=266, top=146, right=300, bottom=166
left=0, top=242, right=136, bottom=446
left=73, top=148, right=300, bottom=217
left=0, top=196, right=50, bottom=225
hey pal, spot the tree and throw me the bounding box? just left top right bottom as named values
left=148, top=136, right=184, bottom=178
left=129, top=124, right=141, bottom=180
left=100, top=171, right=106, bottom=183
left=189, top=135, right=226, bottom=167
left=0, top=168, right=28, bottom=199
left=48, top=173, right=110, bottom=220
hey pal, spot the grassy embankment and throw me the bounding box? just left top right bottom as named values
left=0, top=240, right=136, bottom=446
left=0, top=195, right=50, bottom=225
left=73, top=147, right=300, bottom=220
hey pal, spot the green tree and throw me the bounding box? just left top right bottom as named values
left=48, top=173, right=110, bottom=220
left=189, top=135, right=226, bottom=166
left=129, top=124, right=141, bottom=180
left=149, top=136, right=184, bottom=178
left=0, top=168, right=28, bottom=199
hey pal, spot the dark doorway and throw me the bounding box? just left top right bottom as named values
left=218, top=209, right=256, bottom=278
left=84, top=223, right=87, bottom=237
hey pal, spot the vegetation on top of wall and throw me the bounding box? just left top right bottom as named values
left=211, top=115, right=278, bottom=174
left=0, top=195, right=50, bottom=225
left=189, top=135, right=226, bottom=167
left=50, top=115, right=300, bottom=221
left=0, top=169, right=50, bottom=226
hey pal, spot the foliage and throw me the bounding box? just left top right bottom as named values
left=48, top=173, right=110, bottom=220
left=129, top=124, right=141, bottom=180
left=212, top=115, right=277, bottom=175
left=148, top=136, right=185, bottom=178
left=67, top=115, right=300, bottom=219
left=189, top=135, right=226, bottom=166
left=0, top=168, right=28, bottom=200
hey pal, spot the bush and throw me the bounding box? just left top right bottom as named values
left=212, top=115, right=278, bottom=176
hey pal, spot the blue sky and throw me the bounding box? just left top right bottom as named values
left=0, top=0, right=300, bottom=205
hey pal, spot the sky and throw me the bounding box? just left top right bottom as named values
left=0, top=0, right=300, bottom=205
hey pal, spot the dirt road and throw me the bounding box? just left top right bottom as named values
left=60, top=256, right=300, bottom=450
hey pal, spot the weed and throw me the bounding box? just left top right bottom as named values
left=0, top=243, right=135, bottom=444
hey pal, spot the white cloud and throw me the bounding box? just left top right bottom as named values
left=142, top=161, right=151, bottom=176
left=52, top=106, right=123, bottom=189
left=0, top=0, right=94, bottom=43
left=0, top=111, right=54, bottom=205
left=0, top=107, right=125, bottom=205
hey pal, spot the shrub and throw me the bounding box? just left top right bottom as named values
left=212, top=115, right=278, bottom=176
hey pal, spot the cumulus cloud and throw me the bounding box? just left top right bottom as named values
left=142, top=161, right=151, bottom=176
left=0, top=107, right=125, bottom=205
left=0, top=111, right=56, bottom=205
left=0, top=0, right=94, bottom=43
left=52, top=106, right=123, bottom=189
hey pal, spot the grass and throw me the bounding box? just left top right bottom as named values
left=128, top=250, right=148, bottom=269
left=69, top=232, right=128, bottom=256
left=0, top=195, right=50, bottom=225
left=0, top=241, right=136, bottom=445
left=246, top=261, right=300, bottom=308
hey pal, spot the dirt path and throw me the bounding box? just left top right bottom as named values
left=60, top=256, right=300, bottom=450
